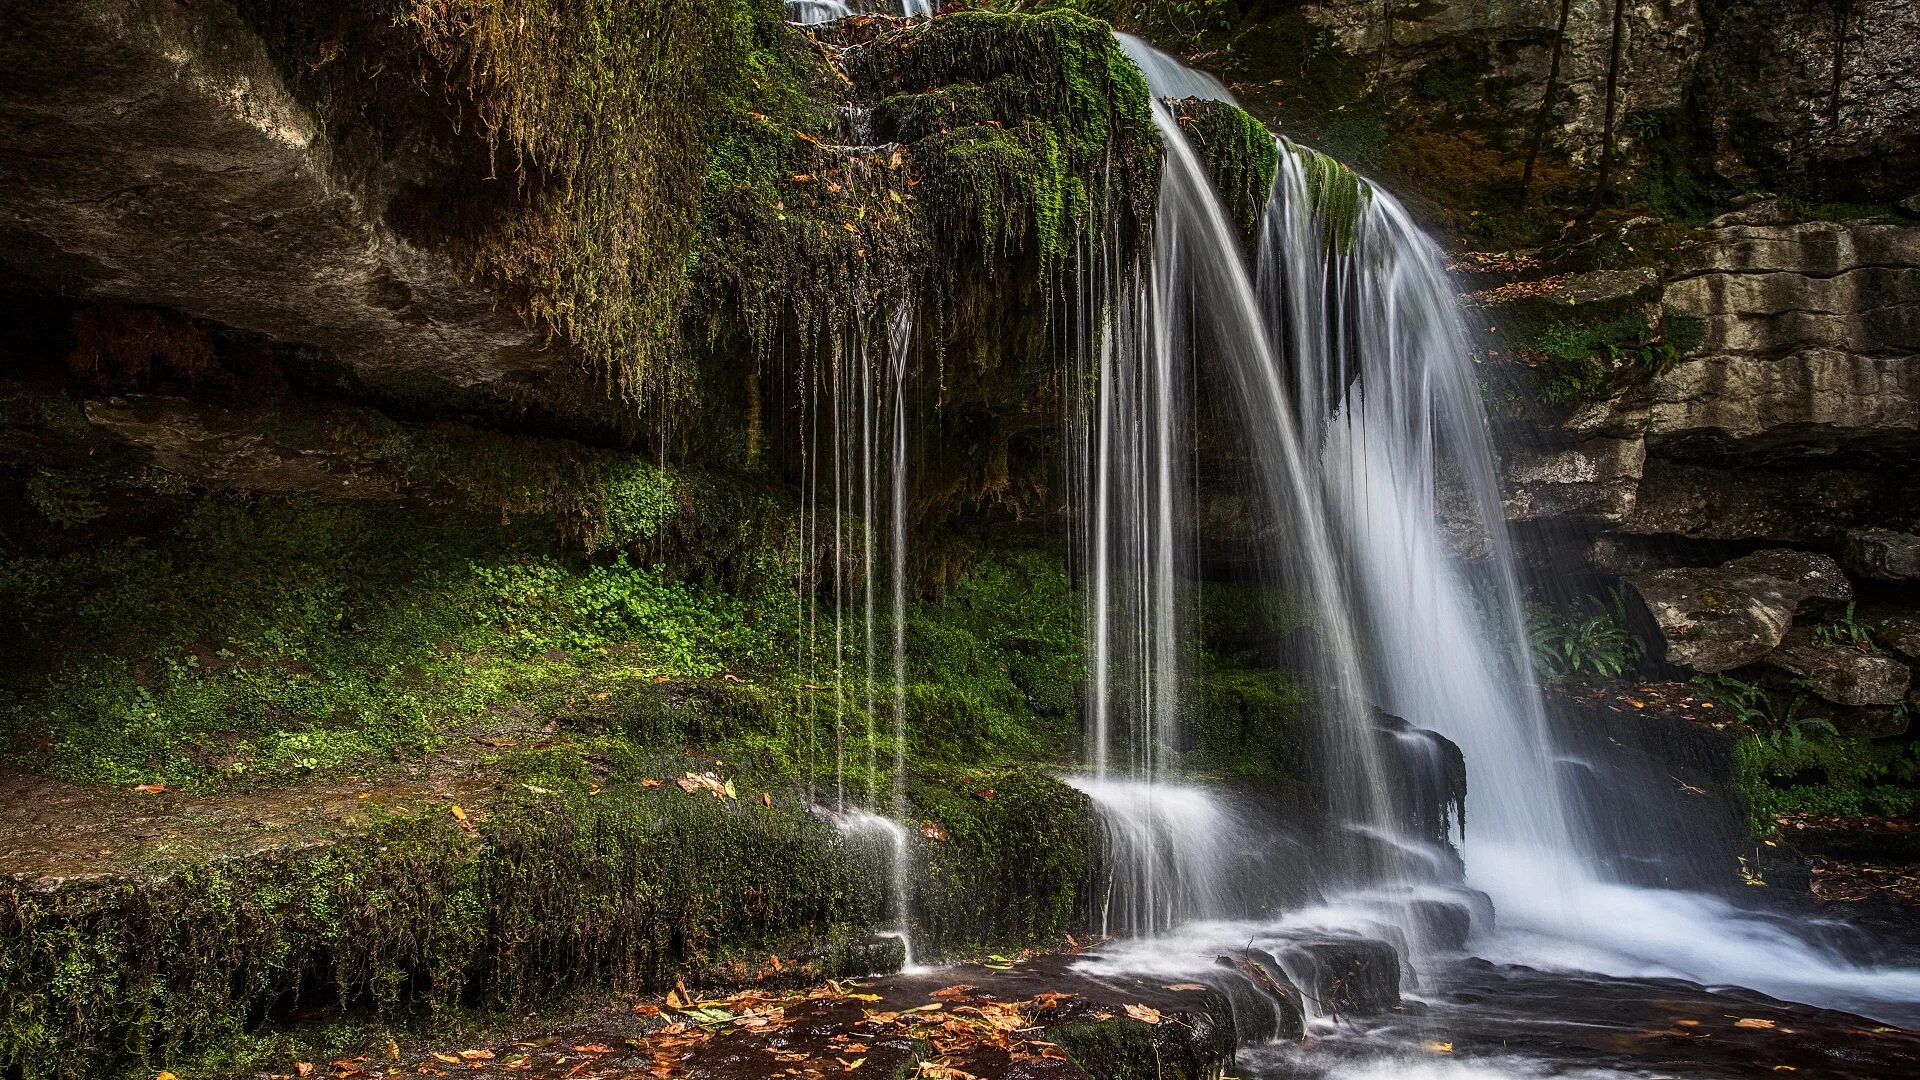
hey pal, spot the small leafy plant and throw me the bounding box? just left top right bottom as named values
left=1528, top=589, right=1645, bottom=681
left=1809, top=601, right=1876, bottom=652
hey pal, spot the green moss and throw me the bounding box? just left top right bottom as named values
left=1529, top=306, right=1700, bottom=406
left=1287, top=143, right=1371, bottom=254
left=1051, top=997, right=1235, bottom=1080
left=909, top=767, right=1094, bottom=956
left=1173, top=98, right=1279, bottom=244
left=0, top=775, right=893, bottom=1079
left=1734, top=730, right=1920, bottom=838
left=394, top=0, right=827, bottom=409
left=849, top=10, right=1161, bottom=287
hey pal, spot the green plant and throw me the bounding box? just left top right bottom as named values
left=1809, top=601, right=1876, bottom=652
left=1527, top=589, right=1645, bottom=681
left=1535, top=309, right=1695, bottom=406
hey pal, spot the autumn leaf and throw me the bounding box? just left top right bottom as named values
left=295, top=1064, right=315, bottom=1078
left=1735, top=1017, right=1778, bottom=1029
left=762, top=792, right=774, bottom=808
left=641, top=778, right=664, bottom=788
left=574, top=1044, right=612, bottom=1054
left=449, top=805, right=474, bottom=831
left=133, top=783, right=166, bottom=794
left=1163, top=983, right=1207, bottom=992
left=457, top=1049, right=494, bottom=1060
left=1122, top=1003, right=1161, bottom=1025
left=1426, top=1041, right=1454, bottom=1053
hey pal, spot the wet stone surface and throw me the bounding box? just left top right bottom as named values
left=269, top=949, right=1920, bottom=1080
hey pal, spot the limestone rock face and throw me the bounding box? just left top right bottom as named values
left=1503, top=436, right=1645, bottom=524
left=1765, top=626, right=1912, bottom=708
left=1840, top=528, right=1920, bottom=580
left=1627, top=549, right=1851, bottom=673
left=0, top=0, right=596, bottom=422
left=1519, top=216, right=1920, bottom=553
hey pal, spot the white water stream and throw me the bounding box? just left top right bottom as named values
left=1087, top=32, right=1920, bottom=1030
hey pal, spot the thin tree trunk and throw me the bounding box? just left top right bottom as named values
left=1830, top=0, right=1851, bottom=131
left=1523, top=0, right=1577, bottom=193
left=1593, top=0, right=1629, bottom=208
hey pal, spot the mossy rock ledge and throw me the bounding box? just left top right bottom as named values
left=0, top=751, right=1098, bottom=1080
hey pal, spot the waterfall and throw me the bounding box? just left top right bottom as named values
left=785, top=0, right=932, bottom=26
left=1087, top=31, right=1920, bottom=1028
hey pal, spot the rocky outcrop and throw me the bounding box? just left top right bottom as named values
left=1842, top=528, right=1920, bottom=580
left=1765, top=625, right=1912, bottom=707
left=1627, top=549, right=1851, bottom=672
left=1506, top=215, right=1920, bottom=550
left=0, top=0, right=594, bottom=420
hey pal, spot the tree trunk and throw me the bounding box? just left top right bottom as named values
left=1593, top=0, right=1629, bottom=208
left=1523, top=0, right=1577, bottom=194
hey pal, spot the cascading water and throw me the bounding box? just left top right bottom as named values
left=784, top=0, right=932, bottom=27
left=1090, top=31, right=1920, bottom=1032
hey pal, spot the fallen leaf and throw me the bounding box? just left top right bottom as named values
left=1735, top=1017, right=1777, bottom=1029
left=133, top=783, right=166, bottom=794
left=386, top=1037, right=401, bottom=1060
left=449, top=805, right=474, bottom=831
left=763, top=792, right=774, bottom=808
left=770, top=953, right=784, bottom=971
left=1122, top=1003, right=1162, bottom=1025
left=641, top=778, right=664, bottom=788
left=1163, top=983, right=1208, bottom=992
left=1427, top=1041, right=1454, bottom=1053
left=457, top=1049, right=494, bottom=1060
left=573, top=1044, right=612, bottom=1054
left=296, top=1064, right=315, bottom=1078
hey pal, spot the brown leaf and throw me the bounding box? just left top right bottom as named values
left=641, top=778, right=664, bottom=788
left=762, top=792, right=774, bottom=808
left=133, top=783, right=167, bottom=794
left=573, top=1044, right=612, bottom=1054
left=456, top=1049, right=493, bottom=1060
left=1735, top=1017, right=1778, bottom=1029
left=449, top=805, right=474, bottom=832
left=1122, top=1003, right=1162, bottom=1025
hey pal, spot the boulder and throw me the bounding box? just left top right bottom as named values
left=1765, top=625, right=1912, bottom=707
left=1874, top=616, right=1920, bottom=662
left=1627, top=549, right=1851, bottom=672
left=1840, top=528, right=1920, bottom=579
left=1825, top=703, right=1913, bottom=740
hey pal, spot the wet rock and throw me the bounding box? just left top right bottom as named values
left=1841, top=528, right=1920, bottom=580
left=1503, top=436, right=1645, bottom=524
left=1275, top=938, right=1402, bottom=1018
left=1627, top=549, right=1852, bottom=672
left=1765, top=625, right=1912, bottom=708
left=1405, top=895, right=1478, bottom=952
left=1214, top=950, right=1307, bottom=1041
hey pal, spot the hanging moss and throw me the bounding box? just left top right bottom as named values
left=848, top=11, right=1161, bottom=286
left=1289, top=143, right=1372, bottom=255
left=1171, top=98, right=1278, bottom=245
